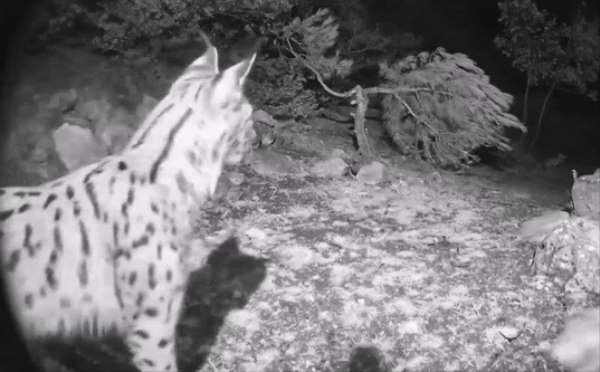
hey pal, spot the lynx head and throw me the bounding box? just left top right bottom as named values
left=168, top=35, right=257, bottom=194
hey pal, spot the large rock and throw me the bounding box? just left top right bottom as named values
left=533, top=217, right=600, bottom=307
left=572, top=169, right=600, bottom=220
left=552, top=307, right=600, bottom=372
left=3, top=112, right=67, bottom=184
left=53, top=123, right=107, bottom=171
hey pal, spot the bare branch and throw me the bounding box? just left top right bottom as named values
left=284, top=37, right=355, bottom=99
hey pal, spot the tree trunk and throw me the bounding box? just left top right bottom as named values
left=519, top=71, right=531, bottom=145
left=530, top=81, right=556, bottom=148
left=523, top=72, right=531, bottom=124
left=352, top=86, right=374, bottom=159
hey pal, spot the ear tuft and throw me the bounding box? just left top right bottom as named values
left=187, top=32, right=219, bottom=74
left=222, top=53, right=257, bottom=87
left=210, top=53, right=256, bottom=106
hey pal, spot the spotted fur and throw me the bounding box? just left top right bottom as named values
left=0, top=37, right=256, bottom=372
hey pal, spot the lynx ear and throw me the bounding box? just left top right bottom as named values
left=192, top=45, right=219, bottom=74
left=210, top=53, right=256, bottom=106
left=214, top=52, right=256, bottom=91
left=231, top=53, right=257, bottom=86
left=186, top=32, right=219, bottom=74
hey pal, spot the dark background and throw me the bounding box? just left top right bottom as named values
left=2, top=0, right=599, bottom=164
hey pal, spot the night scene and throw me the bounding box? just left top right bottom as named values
left=0, top=1, right=598, bottom=371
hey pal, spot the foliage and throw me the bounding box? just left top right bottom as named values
left=38, top=0, right=299, bottom=52
left=279, top=8, right=353, bottom=80
left=36, top=0, right=337, bottom=118
left=36, top=0, right=526, bottom=168
left=279, top=8, right=524, bottom=167
left=496, top=0, right=600, bottom=96
left=245, top=56, right=318, bottom=119
left=380, top=48, right=526, bottom=168
left=495, top=0, right=563, bottom=86
left=495, top=0, right=600, bottom=146
left=556, top=16, right=600, bottom=99
left=246, top=7, right=353, bottom=118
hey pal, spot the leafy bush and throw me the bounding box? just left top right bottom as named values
left=380, top=48, right=526, bottom=168
left=245, top=56, right=318, bottom=119
left=495, top=0, right=600, bottom=147
left=38, top=0, right=298, bottom=52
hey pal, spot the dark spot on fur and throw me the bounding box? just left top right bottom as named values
left=0, top=209, right=14, bottom=220
left=43, top=193, right=57, bottom=209
left=144, top=308, right=158, bottom=317
left=112, top=222, right=119, bottom=248
left=13, top=190, right=40, bottom=198
left=135, top=293, right=144, bottom=307
left=114, top=281, right=124, bottom=309
left=7, top=250, right=20, bottom=271
left=141, top=359, right=155, bottom=367
left=102, top=212, right=108, bottom=222
left=79, top=221, right=90, bottom=256
left=24, top=294, right=33, bottom=309
left=49, top=250, right=58, bottom=264
left=83, top=161, right=107, bottom=183
left=45, top=267, right=57, bottom=289
left=78, top=260, right=88, bottom=286
left=18, top=204, right=30, bottom=213
left=186, top=150, right=197, bottom=165
left=118, top=161, right=127, bottom=171
left=146, top=223, right=155, bottom=235
left=157, top=338, right=170, bottom=348
left=126, top=187, right=134, bottom=205
left=176, top=172, right=188, bottom=195
left=121, top=187, right=134, bottom=218
left=59, top=297, right=71, bottom=308
left=132, top=235, right=149, bottom=249
left=114, top=249, right=131, bottom=260
left=23, top=224, right=34, bottom=256
left=150, top=203, right=159, bottom=214
left=166, top=269, right=172, bottom=282
left=53, top=226, right=63, bottom=251
left=39, top=287, right=46, bottom=297
left=66, top=186, right=74, bottom=199
left=129, top=173, right=136, bottom=184
left=84, top=182, right=101, bottom=218
left=73, top=202, right=81, bottom=216
left=169, top=243, right=178, bottom=252
left=128, top=272, right=137, bottom=286
left=54, top=208, right=62, bottom=221
left=148, top=264, right=156, bottom=289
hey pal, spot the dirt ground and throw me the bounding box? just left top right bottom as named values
left=1, top=45, right=582, bottom=372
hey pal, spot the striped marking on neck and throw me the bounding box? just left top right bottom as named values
left=149, top=108, right=193, bottom=183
